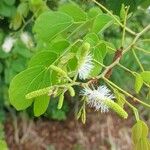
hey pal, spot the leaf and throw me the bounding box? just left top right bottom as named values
left=28, top=51, right=57, bottom=67
left=0, top=2, right=16, bottom=17
left=135, top=74, right=143, bottom=93
left=84, top=32, right=100, bottom=46
left=51, top=39, right=70, bottom=54
left=135, top=138, right=150, bottom=150
left=88, top=7, right=102, bottom=18
left=0, top=140, right=8, bottom=150
left=92, top=14, right=113, bottom=33
left=10, top=12, right=22, bottom=30
left=34, top=95, right=50, bottom=116
left=141, top=0, right=150, bottom=8
left=132, top=120, right=149, bottom=144
left=141, top=71, right=150, bottom=84
left=59, top=2, right=87, bottom=22
left=9, top=66, right=46, bottom=110
left=17, top=2, right=29, bottom=17
left=120, top=4, right=126, bottom=21
left=83, top=34, right=106, bottom=77
left=3, top=0, right=15, bottom=6
left=90, top=43, right=106, bottom=76
left=101, top=40, right=116, bottom=53
left=33, top=11, right=74, bottom=42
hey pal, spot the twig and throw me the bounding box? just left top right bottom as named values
left=103, top=77, right=150, bottom=108
left=132, top=49, right=144, bottom=71
left=134, top=46, right=150, bottom=54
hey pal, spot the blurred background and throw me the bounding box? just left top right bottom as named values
left=0, top=0, right=150, bottom=149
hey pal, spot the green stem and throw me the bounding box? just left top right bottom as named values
left=118, top=63, right=150, bottom=88
left=132, top=49, right=144, bottom=71
left=134, top=46, right=150, bottom=55
left=121, top=7, right=129, bottom=46
left=102, top=80, right=140, bottom=121
left=103, top=77, right=150, bottom=108
left=93, top=59, right=106, bottom=68
left=123, top=24, right=150, bottom=54
left=92, top=0, right=136, bottom=36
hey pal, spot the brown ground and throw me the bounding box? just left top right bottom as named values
left=4, top=109, right=140, bottom=150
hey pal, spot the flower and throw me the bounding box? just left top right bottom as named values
left=20, top=32, right=34, bottom=48
left=2, top=36, right=16, bottom=53
left=78, top=53, right=93, bottom=80
left=81, top=85, right=114, bottom=112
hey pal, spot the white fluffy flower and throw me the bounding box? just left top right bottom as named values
left=78, top=53, right=93, bottom=80
left=2, top=36, right=16, bottom=53
left=81, top=85, right=114, bottom=112
left=20, top=32, right=34, bottom=48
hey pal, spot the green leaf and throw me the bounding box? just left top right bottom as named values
left=33, top=11, right=74, bottom=42
left=51, top=39, right=70, bottom=54
left=0, top=140, right=8, bottom=150
left=135, top=74, right=143, bottom=93
left=84, top=32, right=100, bottom=46
left=34, top=95, right=50, bottom=116
left=59, top=2, right=87, bottom=22
left=0, top=2, right=16, bottom=17
left=141, top=0, right=150, bottom=8
left=92, top=14, right=113, bottom=33
left=135, top=138, right=150, bottom=150
left=141, top=71, right=150, bottom=84
left=90, top=43, right=106, bottom=76
left=132, top=120, right=149, bottom=144
left=9, top=66, right=47, bottom=110
left=10, top=12, right=22, bottom=30
left=28, top=51, right=57, bottom=67
left=101, top=40, right=116, bottom=53
left=3, top=0, right=15, bottom=6
left=17, top=2, right=29, bottom=17
left=88, top=7, right=102, bottom=18
left=120, top=4, right=126, bottom=21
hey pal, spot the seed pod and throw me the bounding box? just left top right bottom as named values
left=68, top=86, right=75, bottom=97
left=57, top=93, right=64, bottom=109
left=26, top=87, right=52, bottom=99
left=104, top=99, right=128, bottom=119
left=50, top=65, right=67, bottom=77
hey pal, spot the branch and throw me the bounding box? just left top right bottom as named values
left=103, top=77, right=150, bottom=108
left=97, top=24, right=150, bottom=79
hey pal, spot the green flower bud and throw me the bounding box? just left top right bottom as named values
left=57, top=93, right=64, bottom=109
left=81, top=42, right=90, bottom=57
left=68, top=86, right=75, bottom=97
left=50, top=65, right=67, bottom=77
left=26, top=87, right=52, bottom=99
left=104, top=99, right=128, bottom=119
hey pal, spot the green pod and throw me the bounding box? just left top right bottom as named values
left=26, top=87, right=52, bottom=99
left=57, top=93, right=64, bottom=109
left=68, top=86, right=75, bottom=97
left=82, top=42, right=90, bottom=52
left=104, top=99, right=128, bottom=119
left=49, top=65, right=67, bottom=77
left=81, top=42, right=90, bottom=57
left=81, top=108, right=86, bottom=124
left=77, top=108, right=82, bottom=120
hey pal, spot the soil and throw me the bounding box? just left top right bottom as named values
left=4, top=108, right=141, bottom=150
